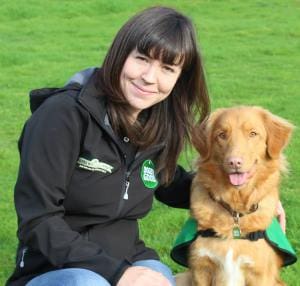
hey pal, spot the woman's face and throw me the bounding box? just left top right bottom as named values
left=120, top=49, right=182, bottom=121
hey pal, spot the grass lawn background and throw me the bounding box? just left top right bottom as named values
left=0, top=0, right=299, bottom=284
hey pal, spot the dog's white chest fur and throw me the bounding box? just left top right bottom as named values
left=198, top=248, right=254, bottom=286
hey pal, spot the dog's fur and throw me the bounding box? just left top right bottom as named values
left=177, top=106, right=293, bottom=286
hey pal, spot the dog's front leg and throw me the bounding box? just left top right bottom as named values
left=191, top=267, right=213, bottom=286
left=239, top=193, right=277, bottom=233
left=189, top=253, right=215, bottom=286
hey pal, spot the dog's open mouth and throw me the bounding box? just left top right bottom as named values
left=229, top=172, right=251, bottom=186
left=228, top=161, right=257, bottom=186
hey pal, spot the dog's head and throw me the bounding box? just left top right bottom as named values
left=192, top=106, right=294, bottom=187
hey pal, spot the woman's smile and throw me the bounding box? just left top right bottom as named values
left=130, top=81, right=157, bottom=95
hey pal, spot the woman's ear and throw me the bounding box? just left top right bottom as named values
left=261, top=110, right=294, bottom=159
left=192, top=108, right=225, bottom=162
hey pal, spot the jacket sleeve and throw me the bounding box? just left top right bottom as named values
left=154, top=165, right=194, bottom=209
left=15, top=94, right=129, bottom=285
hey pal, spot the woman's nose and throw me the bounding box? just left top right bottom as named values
left=141, top=63, right=158, bottom=84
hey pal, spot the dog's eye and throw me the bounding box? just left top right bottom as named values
left=218, top=131, right=227, bottom=139
left=249, top=131, right=258, bottom=137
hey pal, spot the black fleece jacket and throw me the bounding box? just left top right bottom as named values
left=6, top=70, right=192, bottom=286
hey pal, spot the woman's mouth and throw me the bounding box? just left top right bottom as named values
left=131, top=82, right=157, bottom=95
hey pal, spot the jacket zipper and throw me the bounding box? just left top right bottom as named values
left=123, top=179, right=130, bottom=200
left=116, top=171, right=131, bottom=216
left=122, top=171, right=131, bottom=200
left=20, top=247, right=28, bottom=268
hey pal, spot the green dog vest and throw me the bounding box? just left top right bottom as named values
left=171, top=217, right=297, bottom=267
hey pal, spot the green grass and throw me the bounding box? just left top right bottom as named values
left=1, top=0, right=299, bottom=284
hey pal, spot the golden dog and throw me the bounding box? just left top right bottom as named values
left=179, top=106, right=294, bottom=286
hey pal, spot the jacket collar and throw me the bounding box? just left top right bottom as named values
left=77, top=68, right=108, bottom=128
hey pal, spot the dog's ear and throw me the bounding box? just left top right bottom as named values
left=261, top=109, right=294, bottom=159
left=192, top=109, right=225, bottom=161
left=192, top=119, right=210, bottom=161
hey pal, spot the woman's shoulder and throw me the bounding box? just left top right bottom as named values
left=29, top=67, right=98, bottom=114
left=29, top=83, right=82, bottom=113
left=24, top=84, right=91, bottom=139
left=27, top=68, right=105, bottom=129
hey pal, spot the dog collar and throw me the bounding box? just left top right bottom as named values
left=208, top=192, right=258, bottom=217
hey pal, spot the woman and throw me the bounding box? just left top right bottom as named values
left=6, top=6, right=210, bottom=286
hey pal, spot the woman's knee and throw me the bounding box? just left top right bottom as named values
left=132, top=260, right=176, bottom=286
left=26, top=268, right=110, bottom=286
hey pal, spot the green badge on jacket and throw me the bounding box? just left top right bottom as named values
left=141, top=160, right=158, bottom=189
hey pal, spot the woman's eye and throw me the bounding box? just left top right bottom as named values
left=163, top=66, right=175, bottom=73
left=136, top=55, right=148, bottom=62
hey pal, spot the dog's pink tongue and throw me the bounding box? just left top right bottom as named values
left=229, top=173, right=248, bottom=186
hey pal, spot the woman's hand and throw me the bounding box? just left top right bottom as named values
left=277, top=201, right=286, bottom=233
left=117, top=266, right=172, bottom=286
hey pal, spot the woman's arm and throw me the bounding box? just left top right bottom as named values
left=155, top=165, right=194, bottom=209
left=15, top=93, right=129, bottom=285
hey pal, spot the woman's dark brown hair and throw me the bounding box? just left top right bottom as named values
left=98, top=6, right=210, bottom=185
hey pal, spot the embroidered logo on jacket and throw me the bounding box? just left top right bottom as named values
left=77, top=157, right=114, bottom=173
left=141, top=159, right=158, bottom=189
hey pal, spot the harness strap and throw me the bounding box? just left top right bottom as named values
left=197, top=229, right=265, bottom=241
